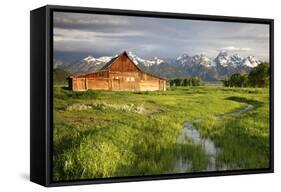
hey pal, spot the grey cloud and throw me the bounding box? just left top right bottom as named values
left=53, top=12, right=270, bottom=60
left=223, top=35, right=269, bottom=41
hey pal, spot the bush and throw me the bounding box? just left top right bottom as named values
left=222, top=62, right=270, bottom=88
left=222, top=73, right=248, bottom=87
left=170, top=77, right=202, bottom=87
left=248, top=62, right=270, bottom=88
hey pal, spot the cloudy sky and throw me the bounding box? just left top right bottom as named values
left=53, top=12, right=270, bottom=60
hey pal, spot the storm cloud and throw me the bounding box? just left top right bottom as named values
left=53, top=12, right=270, bottom=60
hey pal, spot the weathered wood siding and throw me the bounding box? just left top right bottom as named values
left=108, top=54, right=139, bottom=72
left=88, top=78, right=109, bottom=90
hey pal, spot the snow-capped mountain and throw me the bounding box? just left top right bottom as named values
left=212, top=51, right=261, bottom=76
left=242, top=56, right=260, bottom=68
left=176, top=54, right=216, bottom=68
left=172, top=51, right=262, bottom=79
left=175, top=54, right=219, bottom=80
left=64, top=55, right=114, bottom=74
left=82, top=55, right=113, bottom=64
left=213, top=51, right=260, bottom=68
left=55, top=51, right=263, bottom=80
left=176, top=51, right=260, bottom=69
left=127, top=51, right=164, bottom=67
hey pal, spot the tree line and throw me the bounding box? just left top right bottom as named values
left=170, top=77, right=202, bottom=86
left=222, top=62, right=270, bottom=88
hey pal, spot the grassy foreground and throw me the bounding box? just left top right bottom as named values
left=53, top=85, right=270, bottom=181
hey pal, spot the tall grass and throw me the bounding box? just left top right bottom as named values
left=53, top=86, right=270, bottom=180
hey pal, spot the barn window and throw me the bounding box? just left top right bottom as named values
left=126, top=77, right=135, bottom=81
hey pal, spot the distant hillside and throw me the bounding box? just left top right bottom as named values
left=53, top=68, right=71, bottom=84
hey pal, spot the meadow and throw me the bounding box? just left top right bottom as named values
left=52, top=85, right=270, bottom=181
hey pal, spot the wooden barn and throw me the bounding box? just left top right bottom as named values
left=68, top=51, right=166, bottom=91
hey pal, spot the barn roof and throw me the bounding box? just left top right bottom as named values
left=100, top=56, right=118, bottom=70
left=70, top=51, right=166, bottom=80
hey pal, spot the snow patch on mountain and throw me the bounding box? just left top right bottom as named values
left=83, top=56, right=113, bottom=65
left=242, top=56, right=260, bottom=68
left=176, top=54, right=214, bottom=68
left=127, top=51, right=164, bottom=67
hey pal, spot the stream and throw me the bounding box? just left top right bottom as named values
left=175, top=104, right=254, bottom=173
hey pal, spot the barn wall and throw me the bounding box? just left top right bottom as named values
left=82, top=71, right=108, bottom=78
left=87, top=78, right=109, bottom=90
left=71, top=77, right=110, bottom=91
left=72, top=78, right=86, bottom=91
left=109, top=54, right=140, bottom=72
left=159, top=80, right=166, bottom=91
left=71, top=76, right=166, bottom=91
left=111, top=79, right=140, bottom=91
left=139, top=73, right=166, bottom=91
left=71, top=77, right=166, bottom=91
left=139, top=80, right=161, bottom=91
left=108, top=71, right=141, bottom=91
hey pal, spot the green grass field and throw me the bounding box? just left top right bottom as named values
left=53, top=85, right=270, bottom=181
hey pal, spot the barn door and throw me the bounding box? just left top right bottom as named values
left=112, top=79, right=120, bottom=90
left=77, top=78, right=86, bottom=90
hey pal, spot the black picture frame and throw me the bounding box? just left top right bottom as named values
left=30, top=4, right=274, bottom=187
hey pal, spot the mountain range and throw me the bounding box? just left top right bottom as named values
left=54, top=51, right=262, bottom=81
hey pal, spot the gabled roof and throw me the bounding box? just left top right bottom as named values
left=70, top=51, right=166, bottom=80
left=100, top=56, right=118, bottom=70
